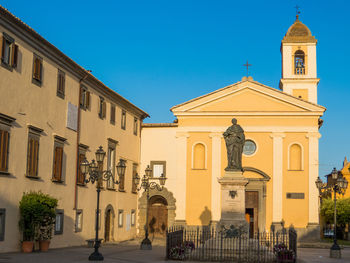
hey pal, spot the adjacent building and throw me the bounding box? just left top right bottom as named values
left=140, top=16, right=326, bottom=240
left=0, top=6, right=148, bottom=252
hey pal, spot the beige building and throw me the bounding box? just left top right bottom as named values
left=0, top=6, right=148, bottom=252
left=140, top=16, right=325, bottom=240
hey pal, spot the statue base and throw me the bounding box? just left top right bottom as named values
left=218, top=170, right=249, bottom=230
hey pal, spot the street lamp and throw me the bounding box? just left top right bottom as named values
left=135, top=165, right=167, bottom=250
left=80, top=146, right=126, bottom=261
left=315, top=167, right=348, bottom=259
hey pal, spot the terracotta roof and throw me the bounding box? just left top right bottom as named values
left=0, top=5, right=149, bottom=119
left=142, top=123, right=178, bottom=128
left=282, top=16, right=317, bottom=43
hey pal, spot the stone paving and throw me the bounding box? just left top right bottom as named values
left=1, top=238, right=350, bottom=263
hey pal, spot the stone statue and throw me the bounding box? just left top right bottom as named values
left=223, top=118, right=245, bottom=171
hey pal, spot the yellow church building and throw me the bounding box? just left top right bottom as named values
left=140, top=16, right=326, bottom=240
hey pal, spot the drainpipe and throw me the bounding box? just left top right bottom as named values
left=74, top=71, right=91, bottom=210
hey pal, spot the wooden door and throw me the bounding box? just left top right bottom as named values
left=105, top=210, right=111, bottom=242
left=148, top=204, right=168, bottom=236
left=245, top=191, right=259, bottom=236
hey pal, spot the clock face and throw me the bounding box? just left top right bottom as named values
left=243, top=140, right=256, bottom=156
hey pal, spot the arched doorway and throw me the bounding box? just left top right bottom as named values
left=104, top=205, right=115, bottom=242
left=148, top=195, right=168, bottom=236
left=138, top=187, right=176, bottom=237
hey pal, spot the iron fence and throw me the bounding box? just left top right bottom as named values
left=166, top=226, right=297, bottom=262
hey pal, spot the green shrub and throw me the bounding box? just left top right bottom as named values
left=19, top=191, right=58, bottom=241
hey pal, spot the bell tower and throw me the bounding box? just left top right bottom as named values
left=280, top=15, right=319, bottom=103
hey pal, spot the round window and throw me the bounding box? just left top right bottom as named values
left=243, top=140, right=257, bottom=156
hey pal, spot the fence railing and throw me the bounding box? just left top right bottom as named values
left=166, top=226, right=297, bottom=263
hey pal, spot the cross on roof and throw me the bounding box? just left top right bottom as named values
left=243, top=60, right=252, bottom=77
left=295, top=5, right=301, bottom=19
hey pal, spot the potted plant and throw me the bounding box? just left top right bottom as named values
left=19, top=192, right=37, bottom=252
left=19, top=192, right=58, bottom=253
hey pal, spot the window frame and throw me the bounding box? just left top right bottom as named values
left=79, top=86, right=90, bottom=110
left=98, top=97, right=106, bottom=119
left=52, top=136, right=66, bottom=183
left=131, top=209, right=136, bottom=226
left=75, top=209, right=83, bottom=232
left=54, top=209, right=64, bottom=235
left=131, top=163, right=138, bottom=193
left=56, top=69, right=65, bottom=99
left=0, top=209, right=5, bottom=241
left=1, top=33, right=17, bottom=71
left=77, top=144, right=89, bottom=185
left=121, top=110, right=126, bottom=130
left=0, top=113, right=15, bottom=175
left=150, top=161, right=166, bottom=178
left=26, top=126, right=43, bottom=179
left=32, top=53, right=43, bottom=86
left=110, top=104, right=116, bottom=125
left=118, top=159, right=126, bottom=192
left=107, top=140, right=116, bottom=190
left=133, top=117, right=138, bottom=136
left=118, top=209, right=124, bottom=228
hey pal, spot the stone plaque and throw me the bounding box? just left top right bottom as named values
left=67, top=102, right=78, bottom=131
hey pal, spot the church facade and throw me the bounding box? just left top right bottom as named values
left=140, top=17, right=326, bottom=239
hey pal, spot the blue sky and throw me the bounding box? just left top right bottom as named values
left=2, top=0, right=349, bottom=177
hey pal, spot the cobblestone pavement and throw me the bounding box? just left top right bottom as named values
left=1, top=239, right=350, bottom=263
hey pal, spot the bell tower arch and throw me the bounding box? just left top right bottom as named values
left=280, top=15, right=319, bottom=103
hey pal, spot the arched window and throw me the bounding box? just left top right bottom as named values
left=294, top=50, right=305, bottom=75
left=289, top=144, right=302, bottom=170
left=193, top=143, right=206, bottom=169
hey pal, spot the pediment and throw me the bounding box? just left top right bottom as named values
left=171, top=80, right=325, bottom=114
left=194, top=88, right=307, bottom=112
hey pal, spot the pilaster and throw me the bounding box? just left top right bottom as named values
left=175, top=132, right=190, bottom=221
left=270, top=133, right=285, bottom=223
left=306, top=132, right=321, bottom=225
left=209, top=132, right=222, bottom=222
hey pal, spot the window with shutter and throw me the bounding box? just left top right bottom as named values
left=52, top=136, right=65, bottom=182
left=77, top=153, right=86, bottom=184
left=0, top=113, right=15, bottom=175
left=57, top=69, right=65, bottom=99
left=26, top=126, right=42, bottom=178
left=98, top=97, right=105, bottom=119
left=132, top=163, right=138, bottom=193
left=32, top=54, right=43, bottom=86
left=110, top=105, right=116, bottom=125
left=118, top=159, right=126, bottom=191
left=106, top=144, right=116, bottom=189
left=0, top=130, right=9, bottom=172
left=121, top=110, right=126, bottom=130
left=133, top=117, right=138, bottom=135
left=1, top=33, right=18, bottom=70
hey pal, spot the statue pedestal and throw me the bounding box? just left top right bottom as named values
left=218, top=170, right=248, bottom=229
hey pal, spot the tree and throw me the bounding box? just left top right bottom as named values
left=321, top=198, right=350, bottom=227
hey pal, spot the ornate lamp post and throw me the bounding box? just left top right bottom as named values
left=80, top=146, right=126, bottom=261
left=315, top=167, right=348, bottom=259
left=134, top=165, right=167, bottom=250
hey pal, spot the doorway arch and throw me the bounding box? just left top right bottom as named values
left=104, top=204, right=115, bottom=242
left=138, top=187, right=176, bottom=237
left=148, top=195, right=168, bottom=236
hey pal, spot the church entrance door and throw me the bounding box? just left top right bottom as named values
left=148, top=195, right=168, bottom=236
left=245, top=191, right=259, bottom=238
